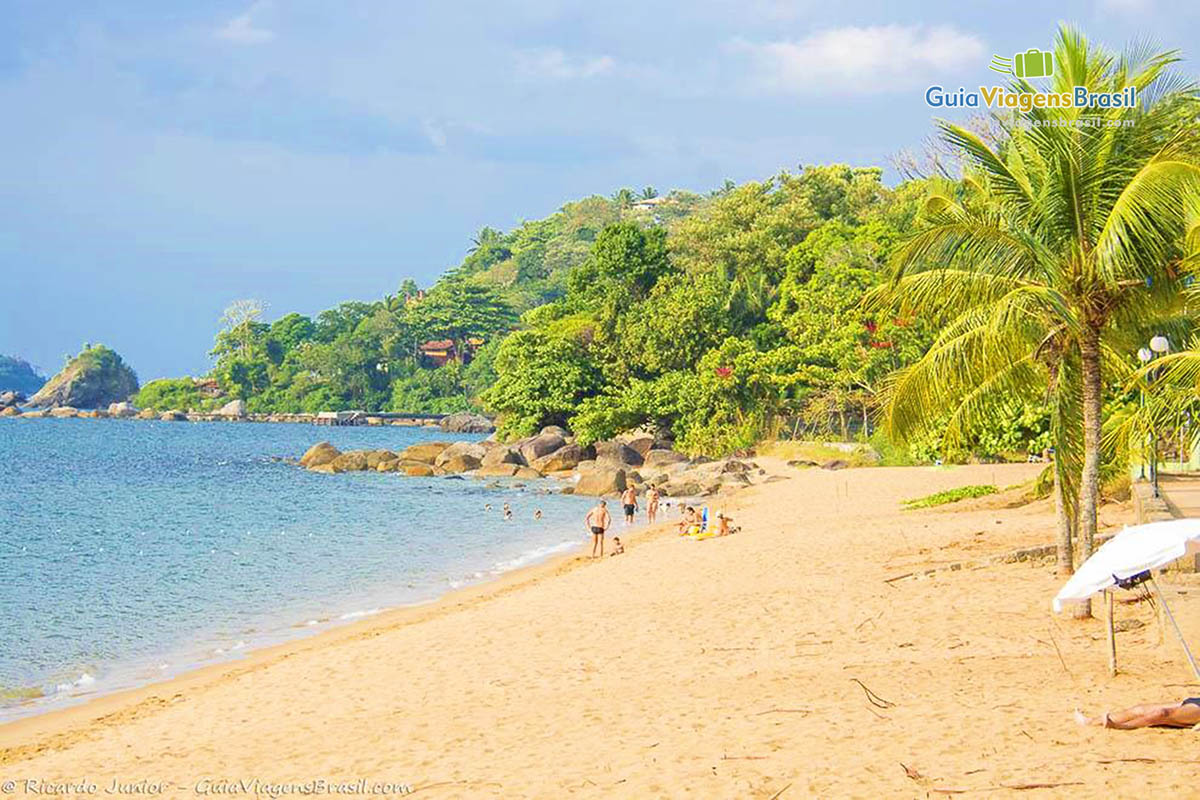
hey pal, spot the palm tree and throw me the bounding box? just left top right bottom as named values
left=873, top=26, right=1200, bottom=615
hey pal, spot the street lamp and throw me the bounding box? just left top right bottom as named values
left=1140, top=336, right=1170, bottom=497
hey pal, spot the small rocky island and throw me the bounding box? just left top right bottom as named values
left=27, top=344, right=138, bottom=410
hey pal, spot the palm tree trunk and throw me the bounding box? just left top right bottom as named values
left=1053, top=455, right=1073, bottom=576
left=1075, top=322, right=1104, bottom=619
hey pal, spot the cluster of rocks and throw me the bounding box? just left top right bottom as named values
left=0, top=391, right=25, bottom=417
left=299, top=426, right=769, bottom=498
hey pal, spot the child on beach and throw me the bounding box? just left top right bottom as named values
left=611, top=537, right=624, bottom=555
left=677, top=507, right=698, bottom=536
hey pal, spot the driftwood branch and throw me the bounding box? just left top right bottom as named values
left=851, top=678, right=896, bottom=708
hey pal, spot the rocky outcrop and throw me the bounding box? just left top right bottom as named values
left=400, top=441, right=452, bottom=464
left=400, top=461, right=437, bottom=477
left=439, top=412, right=495, bottom=434
left=642, top=449, right=689, bottom=471
left=107, top=401, right=138, bottom=418
left=366, top=450, right=399, bottom=470
left=217, top=399, right=247, bottom=418
left=594, top=440, right=644, bottom=468
left=330, top=451, right=370, bottom=472
left=435, top=442, right=487, bottom=470
left=0, top=405, right=20, bottom=417
left=531, top=443, right=591, bottom=473
left=28, top=345, right=138, bottom=409
left=49, top=406, right=79, bottom=418
left=481, top=445, right=525, bottom=468
left=575, top=466, right=627, bottom=497
left=0, top=390, right=24, bottom=409
left=300, top=442, right=341, bottom=468
left=475, top=463, right=521, bottom=478
left=518, top=432, right=567, bottom=465
left=159, top=410, right=187, bottom=421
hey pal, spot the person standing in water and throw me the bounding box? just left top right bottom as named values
left=584, top=500, right=611, bottom=558
left=646, top=484, right=660, bottom=524
left=621, top=485, right=638, bottom=524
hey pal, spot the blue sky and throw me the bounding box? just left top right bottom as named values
left=2, top=0, right=1197, bottom=379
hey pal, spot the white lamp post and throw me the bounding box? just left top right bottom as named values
left=1142, top=336, right=1170, bottom=496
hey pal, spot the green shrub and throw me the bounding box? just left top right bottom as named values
left=902, top=484, right=998, bottom=509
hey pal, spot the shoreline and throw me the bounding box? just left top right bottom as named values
left=0, top=509, right=667, bottom=740
left=8, top=461, right=1189, bottom=796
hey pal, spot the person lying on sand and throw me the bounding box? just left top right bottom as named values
left=1075, top=698, right=1200, bottom=729
left=611, top=537, right=624, bottom=556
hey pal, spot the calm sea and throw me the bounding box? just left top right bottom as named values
left=0, top=418, right=594, bottom=720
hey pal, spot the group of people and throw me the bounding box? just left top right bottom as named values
left=582, top=483, right=738, bottom=557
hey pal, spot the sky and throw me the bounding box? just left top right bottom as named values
left=2, top=0, right=1197, bottom=379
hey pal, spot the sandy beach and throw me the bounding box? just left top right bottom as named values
left=3, top=461, right=1199, bottom=798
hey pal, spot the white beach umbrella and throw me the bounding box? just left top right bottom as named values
left=1052, top=518, right=1200, bottom=611
left=1053, top=518, right=1200, bottom=678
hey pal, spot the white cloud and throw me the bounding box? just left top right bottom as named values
left=216, top=4, right=275, bottom=45
left=515, top=48, right=615, bottom=80
left=730, top=24, right=985, bottom=94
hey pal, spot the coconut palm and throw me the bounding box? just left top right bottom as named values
left=872, top=26, right=1200, bottom=614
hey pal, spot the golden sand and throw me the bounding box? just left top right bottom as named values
left=2, top=462, right=1198, bottom=798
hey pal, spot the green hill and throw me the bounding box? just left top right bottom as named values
left=0, top=355, right=46, bottom=395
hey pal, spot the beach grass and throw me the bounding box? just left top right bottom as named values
left=902, top=484, right=998, bottom=509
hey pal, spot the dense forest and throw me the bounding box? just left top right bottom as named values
left=134, top=165, right=1049, bottom=458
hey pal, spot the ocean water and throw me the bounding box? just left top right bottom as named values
left=0, top=419, right=595, bottom=719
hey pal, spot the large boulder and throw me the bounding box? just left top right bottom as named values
left=49, top=406, right=79, bottom=418
left=0, top=405, right=20, bottom=417
left=642, top=449, right=689, bottom=471
left=300, top=442, right=341, bottom=468
left=439, top=412, right=496, bottom=434
left=531, top=443, right=590, bottom=473
left=518, top=433, right=567, bottom=465
left=574, top=467, right=627, bottom=497
left=440, top=453, right=483, bottom=473
left=514, top=466, right=545, bottom=480
left=217, top=398, right=247, bottom=418
left=659, top=480, right=703, bottom=497
left=539, top=425, right=569, bottom=438
left=330, top=450, right=370, bottom=472
left=475, top=463, right=521, bottom=478
left=400, top=441, right=452, bottom=464
left=435, top=442, right=488, bottom=469
left=622, top=434, right=657, bottom=459
left=159, top=410, right=186, bottom=421
left=400, top=461, right=437, bottom=477
left=481, top=445, right=525, bottom=468
left=136, top=408, right=157, bottom=420
left=107, top=401, right=138, bottom=418
left=365, top=450, right=400, bottom=470
left=27, top=344, right=138, bottom=409
left=0, top=390, right=24, bottom=409
left=594, top=440, right=644, bottom=468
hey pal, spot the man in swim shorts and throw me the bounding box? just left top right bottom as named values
left=584, top=500, right=611, bottom=558
left=621, top=485, right=638, bottom=524
left=1075, top=697, right=1200, bottom=729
